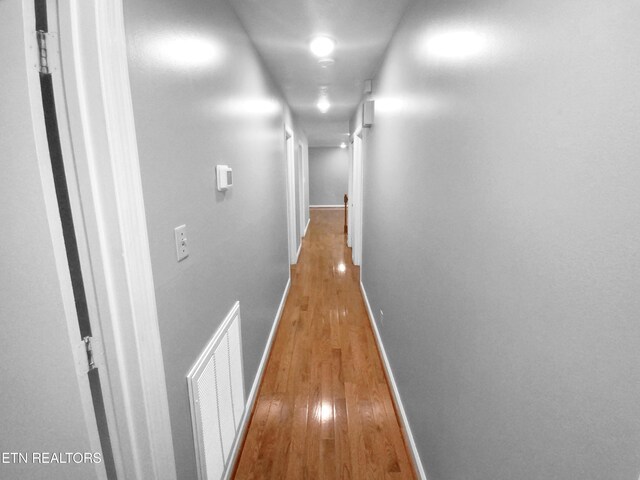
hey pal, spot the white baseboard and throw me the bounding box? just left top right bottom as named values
left=224, top=277, right=291, bottom=479
left=295, top=241, right=302, bottom=263
left=359, top=281, right=427, bottom=480
left=304, top=218, right=310, bottom=236
left=310, top=204, right=343, bottom=208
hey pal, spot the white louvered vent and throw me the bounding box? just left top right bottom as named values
left=187, top=301, right=245, bottom=480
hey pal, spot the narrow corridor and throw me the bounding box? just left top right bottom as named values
left=233, top=208, right=416, bottom=479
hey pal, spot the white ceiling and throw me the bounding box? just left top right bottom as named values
left=230, top=0, right=414, bottom=146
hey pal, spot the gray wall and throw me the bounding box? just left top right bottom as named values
left=309, top=147, right=349, bottom=205
left=359, top=0, right=640, bottom=479
left=0, top=1, right=98, bottom=478
left=123, top=0, right=306, bottom=477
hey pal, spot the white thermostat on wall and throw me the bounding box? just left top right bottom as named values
left=216, top=165, right=233, bottom=191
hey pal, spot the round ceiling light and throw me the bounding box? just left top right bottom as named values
left=310, top=36, right=335, bottom=57
left=317, top=96, right=330, bottom=113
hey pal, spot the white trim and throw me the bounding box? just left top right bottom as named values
left=285, top=127, right=297, bottom=264
left=23, top=2, right=107, bottom=477
left=351, top=130, right=364, bottom=266
left=56, top=2, right=176, bottom=479
left=301, top=144, right=309, bottom=238
left=310, top=204, right=344, bottom=208
left=347, top=140, right=353, bottom=248
left=223, top=278, right=291, bottom=479
left=297, top=141, right=305, bottom=245
left=359, top=281, right=427, bottom=480
left=304, top=218, right=311, bottom=236
left=295, top=241, right=303, bottom=263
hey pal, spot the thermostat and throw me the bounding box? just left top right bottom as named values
left=216, top=165, right=233, bottom=191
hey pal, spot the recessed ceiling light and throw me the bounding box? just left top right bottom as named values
left=317, top=96, right=330, bottom=113
left=339, top=142, right=346, bottom=149
left=310, top=36, right=335, bottom=57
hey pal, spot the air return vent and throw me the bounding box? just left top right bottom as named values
left=187, top=301, right=245, bottom=480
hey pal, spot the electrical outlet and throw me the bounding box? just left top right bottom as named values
left=174, top=224, right=189, bottom=261
left=379, top=309, right=384, bottom=327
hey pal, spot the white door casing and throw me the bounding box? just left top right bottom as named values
left=53, top=1, right=178, bottom=478
left=297, top=142, right=306, bottom=241
left=351, top=130, right=364, bottom=266
left=347, top=139, right=354, bottom=248
left=1, top=1, right=105, bottom=478
left=285, top=127, right=297, bottom=264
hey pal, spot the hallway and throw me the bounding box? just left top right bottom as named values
left=5, top=0, right=640, bottom=478
left=233, top=209, right=416, bottom=479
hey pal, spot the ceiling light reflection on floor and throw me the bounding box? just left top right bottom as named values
left=337, top=263, right=346, bottom=273
left=321, top=402, right=334, bottom=423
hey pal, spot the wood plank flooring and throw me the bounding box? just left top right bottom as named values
left=233, top=208, right=416, bottom=479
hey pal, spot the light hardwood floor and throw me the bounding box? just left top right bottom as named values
left=233, top=208, right=417, bottom=479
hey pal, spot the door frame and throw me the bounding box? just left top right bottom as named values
left=53, top=1, right=177, bottom=479
left=347, top=139, right=354, bottom=247
left=350, top=128, right=364, bottom=266
left=285, top=127, right=298, bottom=264
left=18, top=1, right=108, bottom=478
left=297, top=141, right=306, bottom=241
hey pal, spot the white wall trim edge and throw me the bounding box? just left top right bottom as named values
left=295, top=241, right=302, bottom=263
left=223, top=278, right=291, bottom=479
left=23, top=3, right=108, bottom=477
left=310, top=204, right=344, bottom=208
left=285, top=127, right=297, bottom=265
left=359, top=281, right=428, bottom=480
left=59, top=2, right=177, bottom=478
left=304, top=218, right=310, bottom=236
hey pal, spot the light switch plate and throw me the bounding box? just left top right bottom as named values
left=174, top=225, right=189, bottom=261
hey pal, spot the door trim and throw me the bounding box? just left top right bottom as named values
left=21, top=1, right=107, bottom=477
left=285, top=127, right=297, bottom=264
left=350, top=128, right=364, bottom=266
left=297, top=142, right=306, bottom=240
left=347, top=139, right=353, bottom=247
left=55, top=1, right=177, bottom=478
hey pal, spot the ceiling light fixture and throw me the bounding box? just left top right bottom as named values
left=310, top=36, right=335, bottom=57
left=317, top=96, right=330, bottom=113
left=339, top=142, right=346, bottom=149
